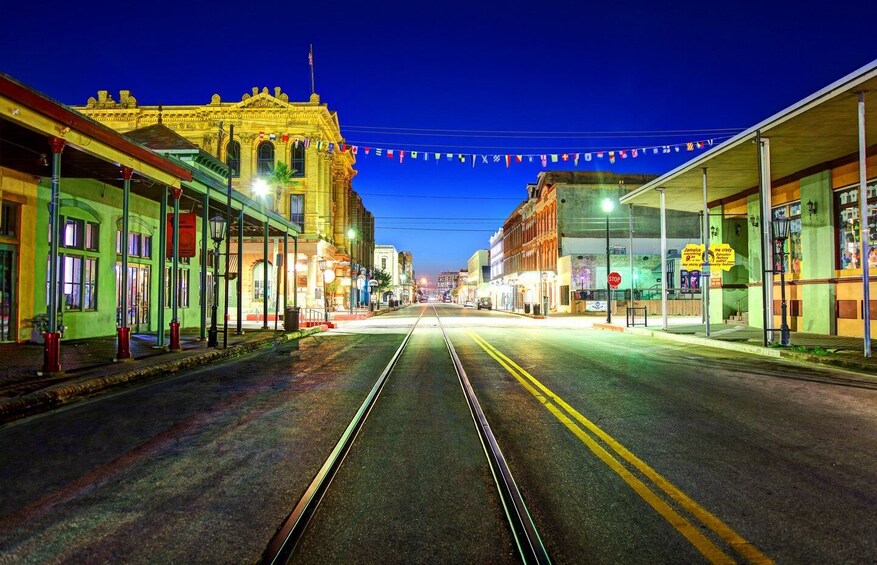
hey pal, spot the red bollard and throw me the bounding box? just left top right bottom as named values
left=169, top=321, right=181, bottom=351
left=117, top=326, right=131, bottom=360
left=42, top=332, right=62, bottom=374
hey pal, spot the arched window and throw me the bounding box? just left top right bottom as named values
left=226, top=140, right=240, bottom=178
left=257, top=142, right=275, bottom=176
left=290, top=144, right=306, bottom=177
left=253, top=260, right=274, bottom=303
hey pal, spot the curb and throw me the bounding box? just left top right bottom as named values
left=0, top=327, right=324, bottom=425
left=594, top=323, right=877, bottom=378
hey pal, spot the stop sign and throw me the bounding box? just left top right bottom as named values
left=608, top=272, right=622, bottom=289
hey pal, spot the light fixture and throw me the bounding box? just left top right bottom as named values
left=347, top=228, right=356, bottom=240
left=735, top=224, right=742, bottom=236
left=749, top=215, right=759, bottom=228
left=710, top=225, right=719, bottom=238
left=209, top=214, right=226, bottom=244
left=807, top=200, right=817, bottom=218
left=252, top=178, right=270, bottom=196
left=772, top=215, right=791, bottom=242
left=771, top=214, right=792, bottom=346
left=601, top=198, right=614, bottom=214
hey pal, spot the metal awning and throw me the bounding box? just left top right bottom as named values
left=621, top=59, right=877, bottom=211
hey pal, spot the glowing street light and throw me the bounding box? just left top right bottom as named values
left=253, top=178, right=270, bottom=196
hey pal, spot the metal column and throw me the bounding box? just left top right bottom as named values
left=293, top=235, right=298, bottom=308
left=703, top=167, right=711, bottom=337
left=43, top=138, right=65, bottom=373
left=199, top=192, right=209, bottom=341
left=157, top=190, right=167, bottom=347
left=757, top=133, right=774, bottom=345
left=629, top=204, right=634, bottom=306
left=283, top=231, right=289, bottom=312
left=659, top=188, right=668, bottom=331
left=236, top=208, right=243, bottom=335
left=858, top=92, right=872, bottom=357
left=117, top=167, right=133, bottom=359
left=223, top=124, right=234, bottom=348
left=263, top=220, right=269, bottom=329
left=169, top=188, right=181, bottom=350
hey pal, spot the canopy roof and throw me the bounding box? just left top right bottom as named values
left=621, top=59, right=877, bottom=212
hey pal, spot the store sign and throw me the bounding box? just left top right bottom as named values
left=681, top=243, right=735, bottom=271
left=166, top=213, right=197, bottom=258
left=586, top=300, right=607, bottom=312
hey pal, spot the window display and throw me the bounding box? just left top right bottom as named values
left=771, top=202, right=802, bottom=275
left=836, top=181, right=877, bottom=270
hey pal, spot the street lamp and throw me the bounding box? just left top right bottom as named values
left=772, top=214, right=791, bottom=346
left=602, top=197, right=614, bottom=324
left=347, top=228, right=356, bottom=314
left=207, top=214, right=227, bottom=347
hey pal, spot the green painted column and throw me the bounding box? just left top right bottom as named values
left=157, top=191, right=167, bottom=346
left=800, top=170, right=835, bottom=334
left=200, top=192, right=209, bottom=341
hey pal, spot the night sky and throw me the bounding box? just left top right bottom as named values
left=4, top=0, right=877, bottom=283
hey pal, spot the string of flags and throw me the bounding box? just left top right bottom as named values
left=256, top=130, right=723, bottom=167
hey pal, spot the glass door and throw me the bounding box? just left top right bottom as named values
left=116, top=263, right=151, bottom=332
left=0, top=245, right=16, bottom=342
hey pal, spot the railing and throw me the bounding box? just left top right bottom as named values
left=298, top=308, right=328, bottom=328
left=626, top=306, right=648, bottom=327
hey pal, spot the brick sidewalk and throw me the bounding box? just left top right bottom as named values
left=0, top=329, right=298, bottom=402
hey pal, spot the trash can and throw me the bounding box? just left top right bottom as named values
left=524, top=303, right=531, bottom=314
left=533, top=304, right=541, bottom=315
left=284, top=307, right=300, bottom=331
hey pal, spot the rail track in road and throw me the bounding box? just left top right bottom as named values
left=260, top=305, right=550, bottom=565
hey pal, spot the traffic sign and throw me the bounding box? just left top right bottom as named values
left=608, top=271, right=622, bottom=289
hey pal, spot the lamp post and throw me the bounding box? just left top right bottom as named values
left=319, top=259, right=333, bottom=323
left=772, top=214, right=791, bottom=346
left=348, top=228, right=356, bottom=314
left=207, top=214, right=227, bottom=347
left=602, top=197, right=614, bottom=323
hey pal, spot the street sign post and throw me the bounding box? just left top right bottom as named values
left=608, top=271, right=622, bottom=289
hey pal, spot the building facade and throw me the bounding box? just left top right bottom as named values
left=76, top=87, right=373, bottom=313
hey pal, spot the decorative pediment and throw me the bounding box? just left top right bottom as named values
left=234, top=87, right=292, bottom=110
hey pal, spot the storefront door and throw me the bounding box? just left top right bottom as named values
left=116, top=263, right=151, bottom=332
left=0, top=245, right=17, bottom=342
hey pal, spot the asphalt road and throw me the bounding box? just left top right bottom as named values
left=0, top=304, right=875, bottom=563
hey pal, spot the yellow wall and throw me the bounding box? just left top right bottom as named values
left=0, top=166, right=38, bottom=342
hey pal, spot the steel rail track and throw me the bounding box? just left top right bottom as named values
left=260, top=305, right=550, bottom=564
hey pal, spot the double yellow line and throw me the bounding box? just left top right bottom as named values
left=468, top=331, right=772, bottom=565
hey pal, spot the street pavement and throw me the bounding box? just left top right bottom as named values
left=0, top=304, right=875, bottom=563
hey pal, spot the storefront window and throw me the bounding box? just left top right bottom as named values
left=772, top=202, right=802, bottom=275
left=836, top=181, right=877, bottom=270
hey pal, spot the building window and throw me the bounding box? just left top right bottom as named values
left=0, top=201, right=19, bottom=238
left=253, top=261, right=274, bottom=303
left=48, top=255, right=98, bottom=311
left=290, top=144, right=306, bottom=177
left=257, top=141, right=275, bottom=176
left=836, top=181, right=877, bottom=270
left=290, top=194, right=304, bottom=228
left=117, top=231, right=152, bottom=258
left=771, top=202, right=801, bottom=275
left=165, top=267, right=190, bottom=308
left=381, top=257, right=387, bottom=270
left=227, top=140, right=241, bottom=178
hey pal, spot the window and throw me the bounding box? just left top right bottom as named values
left=63, top=218, right=83, bottom=248
left=381, top=257, right=387, bottom=270
left=0, top=201, right=19, bottom=238
left=227, top=140, right=241, bottom=178
left=290, top=144, right=306, bottom=177
left=836, top=181, right=877, bottom=270
left=48, top=255, right=97, bottom=311
left=117, top=231, right=152, bottom=258
left=253, top=261, right=274, bottom=303
left=165, top=267, right=190, bottom=308
left=290, top=194, right=304, bottom=228
left=257, top=141, right=275, bottom=176
left=771, top=202, right=801, bottom=275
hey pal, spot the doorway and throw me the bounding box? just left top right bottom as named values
left=0, top=245, right=17, bottom=342
left=116, top=263, right=151, bottom=333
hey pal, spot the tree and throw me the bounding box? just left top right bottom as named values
left=372, top=268, right=392, bottom=297
left=268, top=162, right=297, bottom=209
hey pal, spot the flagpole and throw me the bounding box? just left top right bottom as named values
left=309, top=44, right=315, bottom=95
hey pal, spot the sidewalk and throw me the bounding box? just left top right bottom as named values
left=594, top=319, right=877, bottom=379
left=0, top=325, right=326, bottom=425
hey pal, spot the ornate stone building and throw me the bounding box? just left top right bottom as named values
left=76, top=87, right=374, bottom=310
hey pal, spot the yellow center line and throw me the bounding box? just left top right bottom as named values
left=467, top=331, right=773, bottom=565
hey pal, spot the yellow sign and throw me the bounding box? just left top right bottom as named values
left=681, top=243, right=735, bottom=271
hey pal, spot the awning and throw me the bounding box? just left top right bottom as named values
left=621, top=59, right=877, bottom=212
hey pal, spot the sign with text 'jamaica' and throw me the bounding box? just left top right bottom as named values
left=681, top=243, right=735, bottom=271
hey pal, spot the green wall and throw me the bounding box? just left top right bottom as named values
left=799, top=170, right=835, bottom=334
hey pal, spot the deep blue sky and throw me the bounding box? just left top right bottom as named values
left=4, top=0, right=877, bottom=282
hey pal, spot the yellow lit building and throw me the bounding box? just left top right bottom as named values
left=76, top=87, right=374, bottom=311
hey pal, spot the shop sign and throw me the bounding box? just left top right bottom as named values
left=681, top=243, right=735, bottom=271
left=166, top=213, right=197, bottom=258
left=585, top=300, right=607, bottom=312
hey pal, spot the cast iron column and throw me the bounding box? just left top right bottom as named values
left=223, top=124, right=234, bottom=348
left=43, top=137, right=65, bottom=374
left=263, top=220, right=269, bottom=329
left=236, top=208, right=244, bottom=335
left=169, top=187, right=182, bottom=351
left=199, top=192, right=208, bottom=341
left=605, top=213, right=611, bottom=324
left=157, top=191, right=167, bottom=347
left=117, top=166, right=133, bottom=359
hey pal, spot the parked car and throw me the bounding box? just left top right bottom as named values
left=464, top=300, right=475, bottom=308
left=476, top=297, right=492, bottom=310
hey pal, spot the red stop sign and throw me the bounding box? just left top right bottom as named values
left=608, top=272, right=622, bottom=289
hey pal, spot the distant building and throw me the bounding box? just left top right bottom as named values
left=437, top=271, right=458, bottom=299
left=467, top=250, right=490, bottom=303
